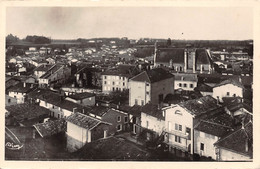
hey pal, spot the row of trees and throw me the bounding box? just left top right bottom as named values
left=25, top=35, right=51, bottom=44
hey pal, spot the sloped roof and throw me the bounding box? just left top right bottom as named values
left=33, top=119, right=66, bottom=138
left=67, top=92, right=95, bottom=100
left=66, top=113, right=109, bottom=130
left=195, top=120, right=232, bottom=137
left=178, top=95, right=221, bottom=116
left=174, top=73, right=197, bottom=81
left=34, top=64, right=53, bottom=72
left=214, top=122, right=253, bottom=157
left=8, top=82, right=36, bottom=93
left=195, top=48, right=212, bottom=65
left=141, top=103, right=165, bottom=120
left=28, top=89, right=88, bottom=113
left=130, top=68, right=174, bottom=83
left=6, top=103, right=50, bottom=122
left=214, top=78, right=244, bottom=89
left=194, top=83, right=213, bottom=92
left=155, top=48, right=184, bottom=63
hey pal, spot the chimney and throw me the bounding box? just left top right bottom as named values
left=184, top=49, right=187, bottom=72
left=73, top=107, right=77, bottom=113
left=162, top=110, right=165, bottom=117
left=193, top=51, right=196, bottom=73
left=23, top=82, right=26, bottom=88
left=245, top=139, right=249, bottom=152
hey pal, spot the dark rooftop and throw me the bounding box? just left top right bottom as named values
left=130, top=68, right=174, bottom=83
left=67, top=92, right=95, bottom=100
left=141, top=103, right=165, bottom=120
left=66, top=113, right=109, bottom=130
left=155, top=48, right=184, bottom=63
left=214, top=78, right=244, bottom=89
left=33, top=119, right=66, bottom=138
left=34, top=64, right=53, bottom=72
left=6, top=103, right=50, bottom=122
left=178, top=95, right=221, bottom=116
left=8, top=82, right=36, bottom=94
left=214, top=122, right=252, bottom=157
left=28, top=89, right=88, bottom=113
left=195, top=120, right=232, bottom=137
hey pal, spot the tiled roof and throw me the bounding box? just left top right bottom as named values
left=214, top=122, right=253, bottom=157
left=155, top=48, right=184, bottom=63
left=66, top=113, right=107, bottom=130
left=34, top=64, right=53, bottom=72
left=195, top=120, right=232, bottom=137
left=130, top=68, right=174, bottom=83
left=128, top=105, right=142, bottom=117
left=8, top=82, right=36, bottom=93
left=5, top=103, right=50, bottom=122
left=33, top=119, right=66, bottom=138
left=174, top=73, right=197, bottom=81
left=178, top=95, right=221, bottom=116
left=163, top=94, right=188, bottom=104
left=87, top=106, right=110, bottom=117
left=67, top=92, right=95, bottom=100
left=214, top=78, right=244, bottom=89
left=40, top=64, right=64, bottom=79
left=28, top=89, right=88, bottom=113
left=204, top=110, right=235, bottom=128
left=194, top=83, right=213, bottom=92
left=141, top=103, right=165, bottom=120
left=195, top=48, right=212, bottom=65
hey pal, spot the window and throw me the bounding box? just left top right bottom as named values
left=190, top=84, right=193, bottom=88
left=146, top=91, right=149, bottom=95
left=179, top=83, right=182, bottom=87
left=146, top=121, right=149, bottom=128
left=184, top=83, right=187, bottom=87
left=124, top=116, right=128, bottom=123
left=227, top=92, right=230, bottom=96
left=123, top=82, right=125, bottom=86
left=200, top=143, right=204, bottom=151
left=8, top=99, right=11, bottom=103
left=179, top=125, right=182, bottom=131
left=112, top=82, right=115, bottom=85
left=146, top=83, right=150, bottom=87
left=175, top=136, right=181, bottom=143
left=117, top=116, right=121, bottom=122
left=112, top=87, right=115, bottom=91
left=175, top=123, right=182, bottom=131
left=135, top=99, right=138, bottom=105
left=141, top=100, right=144, bottom=106
left=175, top=110, right=182, bottom=115
left=104, top=81, right=107, bottom=85
left=117, top=124, right=122, bottom=131
left=233, top=94, right=236, bottom=97
left=123, top=77, right=125, bottom=81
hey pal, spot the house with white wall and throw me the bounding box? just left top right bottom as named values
left=194, top=120, right=232, bottom=160
left=173, top=73, right=197, bottom=91
left=214, top=121, right=252, bottom=161
left=66, top=112, right=111, bottom=152
left=140, top=103, right=165, bottom=141
left=212, top=78, right=244, bottom=102
left=8, top=82, right=36, bottom=104
left=65, top=92, right=95, bottom=106
left=129, top=68, right=174, bottom=106
left=28, top=89, right=88, bottom=119
left=163, top=95, right=221, bottom=155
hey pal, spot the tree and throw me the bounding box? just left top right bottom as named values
left=6, top=34, right=19, bottom=46
left=166, top=38, right=171, bottom=47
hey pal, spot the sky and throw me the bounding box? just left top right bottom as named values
left=6, top=7, right=253, bottom=40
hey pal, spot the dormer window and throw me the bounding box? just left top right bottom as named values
left=175, top=110, right=182, bottom=115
